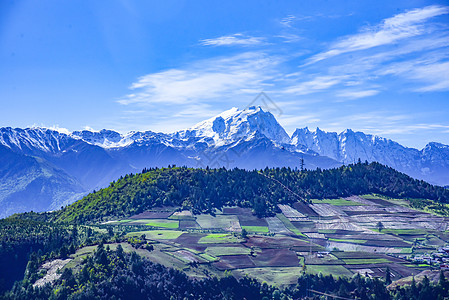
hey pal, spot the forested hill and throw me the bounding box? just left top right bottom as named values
left=38, top=162, right=449, bottom=224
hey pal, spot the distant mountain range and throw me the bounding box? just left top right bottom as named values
left=1, top=106, right=448, bottom=217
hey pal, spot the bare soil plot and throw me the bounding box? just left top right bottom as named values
left=222, top=207, right=253, bottom=215
left=385, top=206, right=419, bottom=213
left=238, top=214, right=268, bottom=226
left=362, top=239, right=411, bottom=247
left=328, top=242, right=403, bottom=253
left=304, top=233, right=326, bottom=239
left=232, top=267, right=302, bottom=287
left=169, top=210, right=195, bottom=220
left=308, top=238, right=329, bottom=248
left=314, top=218, right=367, bottom=232
left=324, top=233, right=385, bottom=240
left=213, top=255, right=256, bottom=270
left=340, top=205, right=385, bottom=212
left=304, top=254, right=343, bottom=265
left=364, top=198, right=395, bottom=206
left=196, top=214, right=241, bottom=231
left=128, top=230, right=183, bottom=240
left=166, top=250, right=204, bottom=263
left=376, top=254, right=409, bottom=264
left=33, top=259, right=72, bottom=288
left=129, top=211, right=173, bottom=219
left=245, top=236, right=309, bottom=249
left=275, top=214, right=305, bottom=236
left=290, top=244, right=325, bottom=252
left=293, top=202, right=319, bottom=217
left=179, top=220, right=200, bottom=229
left=266, top=216, right=290, bottom=234
left=310, top=204, right=347, bottom=217
left=434, top=231, right=449, bottom=242
left=345, top=211, right=389, bottom=216
left=324, top=233, right=409, bottom=247
left=332, top=251, right=386, bottom=259
left=251, top=248, right=300, bottom=267
left=291, top=220, right=317, bottom=232
left=381, top=228, right=429, bottom=236
left=320, top=229, right=361, bottom=235
left=206, top=246, right=251, bottom=256
left=174, top=233, right=206, bottom=246
left=342, top=258, right=391, bottom=265
left=278, top=204, right=306, bottom=218
left=347, top=263, right=417, bottom=278
left=388, top=264, right=428, bottom=279
left=346, top=196, right=380, bottom=206
left=311, top=198, right=365, bottom=206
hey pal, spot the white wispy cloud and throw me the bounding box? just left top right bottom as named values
left=119, top=52, right=281, bottom=105
left=200, top=33, right=266, bottom=47
left=381, top=57, right=449, bottom=92
left=308, top=5, right=449, bottom=64
left=276, top=33, right=302, bottom=43
left=336, top=89, right=380, bottom=100
left=113, top=6, right=449, bottom=143
left=283, top=75, right=348, bottom=95
left=326, top=111, right=449, bottom=138
left=279, top=15, right=308, bottom=28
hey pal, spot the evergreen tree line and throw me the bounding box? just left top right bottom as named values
left=3, top=243, right=449, bottom=300
left=46, top=162, right=449, bottom=223
left=0, top=219, right=112, bottom=293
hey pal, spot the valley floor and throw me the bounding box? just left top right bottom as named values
left=53, top=194, right=447, bottom=287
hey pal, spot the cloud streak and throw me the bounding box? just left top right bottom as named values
left=200, top=33, right=266, bottom=47
left=308, top=5, right=449, bottom=64
left=119, top=52, right=280, bottom=105
left=336, top=89, right=380, bottom=100
left=114, top=6, right=449, bottom=146
left=381, top=57, right=449, bottom=92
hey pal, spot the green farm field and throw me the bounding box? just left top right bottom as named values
left=98, top=193, right=447, bottom=286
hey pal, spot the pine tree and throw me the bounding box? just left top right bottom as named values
left=385, top=266, right=392, bottom=285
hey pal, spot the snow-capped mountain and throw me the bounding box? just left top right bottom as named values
left=1, top=106, right=448, bottom=217
left=176, top=106, right=291, bottom=146
left=291, top=127, right=448, bottom=185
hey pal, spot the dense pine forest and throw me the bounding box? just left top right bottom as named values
left=47, top=162, right=449, bottom=223
left=3, top=243, right=449, bottom=299
left=2, top=162, right=449, bottom=298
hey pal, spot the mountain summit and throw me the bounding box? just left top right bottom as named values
left=181, top=106, right=291, bottom=145
left=1, top=106, right=449, bottom=217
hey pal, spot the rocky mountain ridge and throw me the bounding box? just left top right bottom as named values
left=1, top=106, right=448, bottom=217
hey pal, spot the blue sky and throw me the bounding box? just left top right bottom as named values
left=1, top=0, right=448, bottom=149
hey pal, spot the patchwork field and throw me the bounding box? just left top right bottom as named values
left=101, top=195, right=449, bottom=285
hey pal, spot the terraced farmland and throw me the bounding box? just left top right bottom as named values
left=102, top=194, right=449, bottom=286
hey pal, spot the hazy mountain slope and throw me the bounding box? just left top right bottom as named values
left=0, top=145, right=85, bottom=218
left=1, top=106, right=449, bottom=217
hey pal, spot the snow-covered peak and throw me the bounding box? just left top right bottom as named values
left=180, top=106, right=291, bottom=145
left=70, top=129, right=136, bottom=148
left=424, top=142, right=449, bottom=150
left=0, top=127, right=73, bottom=153
left=292, top=127, right=340, bottom=160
